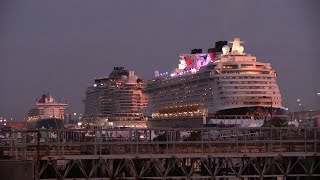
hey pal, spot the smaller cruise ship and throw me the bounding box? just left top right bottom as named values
left=83, top=67, right=148, bottom=128
left=145, top=38, right=286, bottom=128
left=27, top=94, right=68, bottom=129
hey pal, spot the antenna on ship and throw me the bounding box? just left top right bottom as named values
left=229, top=38, right=244, bottom=54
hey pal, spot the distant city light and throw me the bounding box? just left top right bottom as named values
left=73, top=113, right=77, bottom=116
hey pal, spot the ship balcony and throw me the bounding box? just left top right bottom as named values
left=218, top=83, right=278, bottom=87
left=218, top=91, right=280, bottom=95
left=221, top=67, right=271, bottom=71
left=216, top=77, right=276, bottom=82
left=215, top=73, right=275, bottom=78
left=218, top=89, right=280, bottom=93
left=219, top=98, right=281, bottom=104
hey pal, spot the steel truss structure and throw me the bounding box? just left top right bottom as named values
left=38, top=153, right=320, bottom=179
left=0, top=127, right=319, bottom=179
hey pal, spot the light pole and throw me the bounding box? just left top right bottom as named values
left=297, top=99, right=302, bottom=121
left=263, top=96, right=272, bottom=119
left=317, top=93, right=320, bottom=108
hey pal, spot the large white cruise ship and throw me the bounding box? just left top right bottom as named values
left=145, top=38, right=286, bottom=128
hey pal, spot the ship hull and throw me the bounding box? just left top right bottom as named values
left=27, top=118, right=64, bottom=129
left=147, top=107, right=287, bottom=128
left=146, top=117, right=204, bottom=128
left=216, top=106, right=286, bottom=116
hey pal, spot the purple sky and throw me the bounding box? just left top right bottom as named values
left=1, top=0, right=319, bottom=121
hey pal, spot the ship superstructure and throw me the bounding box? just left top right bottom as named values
left=145, top=38, right=285, bottom=128
left=83, top=67, right=148, bottom=128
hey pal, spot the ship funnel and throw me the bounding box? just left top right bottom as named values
left=214, top=41, right=228, bottom=52
left=191, top=49, right=202, bottom=54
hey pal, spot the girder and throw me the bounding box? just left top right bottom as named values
left=1, top=127, right=319, bottom=179
left=37, top=155, right=320, bottom=179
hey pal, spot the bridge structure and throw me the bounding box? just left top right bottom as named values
left=0, top=127, right=320, bottom=179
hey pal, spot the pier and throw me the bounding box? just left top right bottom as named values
left=1, top=127, right=320, bottom=179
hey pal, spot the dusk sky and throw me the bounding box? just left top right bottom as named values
left=1, top=0, right=319, bottom=121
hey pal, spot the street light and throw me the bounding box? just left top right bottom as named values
left=297, top=99, right=303, bottom=121
left=263, top=96, right=273, bottom=119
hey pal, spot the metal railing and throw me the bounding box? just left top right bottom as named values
left=0, top=127, right=319, bottom=160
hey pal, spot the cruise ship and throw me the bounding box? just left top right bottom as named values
left=145, top=38, right=286, bottom=128
left=27, top=94, right=68, bottom=129
left=83, top=67, right=148, bottom=128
